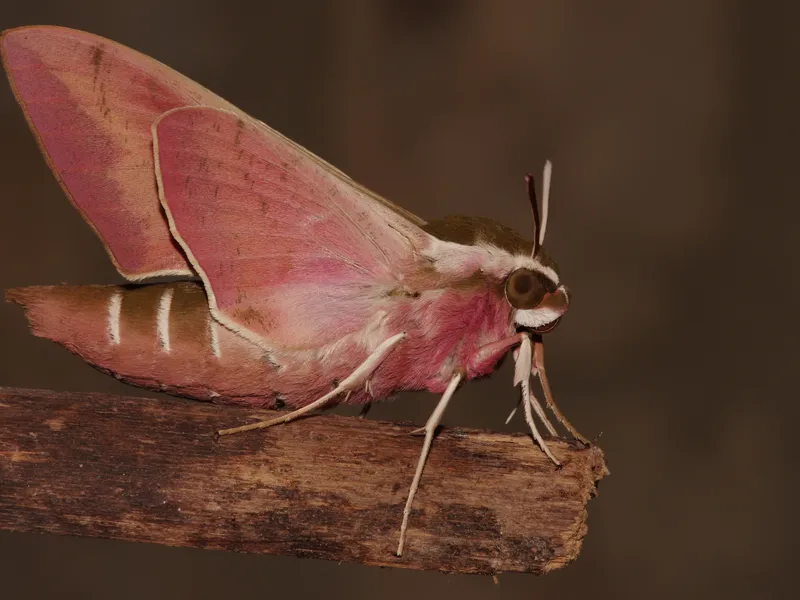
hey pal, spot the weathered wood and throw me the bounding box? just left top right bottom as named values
left=0, top=386, right=607, bottom=574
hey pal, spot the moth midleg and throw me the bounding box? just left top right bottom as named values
left=396, top=372, right=462, bottom=557
left=533, top=341, right=588, bottom=444
left=217, top=332, right=407, bottom=436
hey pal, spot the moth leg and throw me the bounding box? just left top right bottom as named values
left=529, top=391, right=557, bottom=436
left=508, top=343, right=555, bottom=434
left=358, top=403, right=372, bottom=418
left=505, top=347, right=525, bottom=424
left=505, top=400, right=521, bottom=425
left=470, top=332, right=528, bottom=373
left=470, top=332, right=554, bottom=434
left=523, top=381, right=560, bottom=466
left=516, top=335, right=559, bottom=465
left=218, top=332, right=406, bottom=436
left=504, top=392, right=556, bottom=435
left=533, top=340, right=589, bottom=445
left=396, top=372, right=463, bottom=557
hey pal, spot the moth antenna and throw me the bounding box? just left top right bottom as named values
left=525, top=173, right=541, bottom=257
left=539, top=160, right=552, bottom=247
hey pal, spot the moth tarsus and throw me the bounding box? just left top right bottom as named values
left=2, top=25, right=588, bottom=557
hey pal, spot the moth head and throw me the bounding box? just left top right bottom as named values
left=506, top=161, right=569, bottom=334
left=505, top=266, right=568, bottom=334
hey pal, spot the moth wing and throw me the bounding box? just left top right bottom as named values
left=154, top=106, right=433, bottom=351
left=0, top=26, right=244, bottom=279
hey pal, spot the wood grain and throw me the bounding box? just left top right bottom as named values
left=0, top=386, right=608, bottom=574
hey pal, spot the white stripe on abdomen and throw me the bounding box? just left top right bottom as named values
left=156, top=288, right=175, bottom=352
left=107, top=291, right=122, bottom=345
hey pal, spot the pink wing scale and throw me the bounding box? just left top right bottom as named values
left=1, top=27, right=240, bottom=279
left=155, top=107, right=430, bottom=350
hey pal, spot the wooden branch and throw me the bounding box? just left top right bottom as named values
left=0, top=386, right=607, bottom=575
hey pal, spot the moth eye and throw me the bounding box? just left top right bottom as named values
left=505, top=268, right=547, bottom=309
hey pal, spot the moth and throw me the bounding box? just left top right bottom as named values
left=1, top=26, right=587, bottom=556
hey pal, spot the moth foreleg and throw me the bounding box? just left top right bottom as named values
left=504, top=393, right=556, bottom=435
left=516, top=335, right=560, bottom=465
left=396, top=372, right=463, bottom=557
left=533, top=341, right=588, bottom=445
left=217, top=332, right=406, bottom=436
left=470, top=332, right=528, bottom=373
left=522, top=381, right=560, bottom=466
left=511, top=342, right=557, bottom=435
left=528, top=390, right=557, bottom=436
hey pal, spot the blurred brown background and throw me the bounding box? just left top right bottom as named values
left=0, top=1, right=796, bottom=598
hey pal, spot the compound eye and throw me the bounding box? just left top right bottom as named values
left=505, top=268, right=547, bottom=309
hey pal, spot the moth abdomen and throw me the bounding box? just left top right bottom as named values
left=7, top=282, right=274, bottom=405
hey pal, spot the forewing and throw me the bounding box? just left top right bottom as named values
left=0, top=26, right=242, bottom=279
left=154, top=107, right=432, bottom=351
